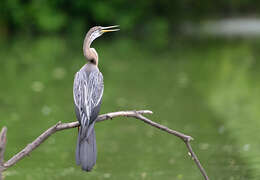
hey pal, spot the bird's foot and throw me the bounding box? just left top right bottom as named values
left=106, top=115, right=113, bottom=120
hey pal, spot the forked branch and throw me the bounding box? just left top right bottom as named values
left=0, top=110, right=209, bottom=180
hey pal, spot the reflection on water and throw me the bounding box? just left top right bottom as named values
left=205, top=53, right=260, bottom=178
left=0, top=37, right=258, bottom=179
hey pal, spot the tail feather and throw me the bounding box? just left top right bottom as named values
left=76, top=128, right=97, bottom=171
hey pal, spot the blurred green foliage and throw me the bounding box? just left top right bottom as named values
left=1, top=0, right=260, bottom=35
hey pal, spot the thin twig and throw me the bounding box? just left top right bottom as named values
left=0, top=127, right=7, bottom=180
left=1, top=110, right=209, bottom=180
left=185, top=142, right=209, bottom=180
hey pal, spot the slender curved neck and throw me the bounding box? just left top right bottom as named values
left=83, top=35, right=98, bottom=66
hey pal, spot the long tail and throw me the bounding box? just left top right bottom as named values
left=76, top=128, right=97, bottom=171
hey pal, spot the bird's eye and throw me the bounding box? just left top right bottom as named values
left=90, top=59, right=95, bottom=64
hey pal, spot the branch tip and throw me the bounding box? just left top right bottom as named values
left=138, top=110, right=153, bottom=114
left=0, top=127, right=7, bottom=139
left=0, top=127, right=7, bottom=149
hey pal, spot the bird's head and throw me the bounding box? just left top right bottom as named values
left=83, top=25, right=120, bottom=65
left=86, top=25, right=120, bottom=45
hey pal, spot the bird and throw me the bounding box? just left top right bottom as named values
left=73, top=25, right=120, bottom=171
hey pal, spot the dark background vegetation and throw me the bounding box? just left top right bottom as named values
left=1, top=1, right=260, bottom=180
left=1, top=0, right=260, bottom=34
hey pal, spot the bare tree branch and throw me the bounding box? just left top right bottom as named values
left=185, top=141, right=209, bottom=180
left=2, top=110, right=152, bottom=170
left=0, top=110, right=209, bottom=180
left=0, top=127, right=7, bottom=180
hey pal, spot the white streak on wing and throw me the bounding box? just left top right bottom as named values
left=84, top=82, right=90, bottom=125
left=73, top=72, right=79, bottom=107
left=94, top=73, right=104, bottom=106
left=95, top=89, right=103, bottom=106
left=73, top=65, right=104, bottom=127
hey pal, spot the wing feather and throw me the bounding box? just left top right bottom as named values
left=73, top=67, right=104, bottom=127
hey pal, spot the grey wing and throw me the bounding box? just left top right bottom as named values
left=73, top=72, right=83, bottom=124
left=73, top=70, right=104, bottom=127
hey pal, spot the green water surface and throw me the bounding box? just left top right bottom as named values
left=0, top=37, right=258, bottom=179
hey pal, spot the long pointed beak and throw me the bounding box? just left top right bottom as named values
left=101, top=25, right=120, bottom=33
